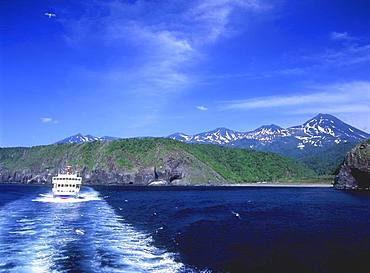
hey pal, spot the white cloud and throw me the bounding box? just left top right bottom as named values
left=318, top=44, right=370, bottom=67
left=330, top=31, right=353, bottom=41
left=197, top=105, right=208, bottom=111
left=222, top=81, right=370, bottom=112
left=41, top=117, right=52, bottom=123
left=60, top=0, right=270, bottom=95
left=221, top=81, right=370, bottom=132
left=302, top=32, right=370, bottom=68
left=188, top=0, right=268, bottom=42
left=40, top=117, right=58, bottom=124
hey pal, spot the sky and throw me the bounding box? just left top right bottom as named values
left=1, top=0, right=370, bottom=147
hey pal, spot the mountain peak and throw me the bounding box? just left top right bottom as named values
left=288, top=113, right=370, bottom=147
left=56, top=133, right=117, bottom=144
left=315, top=113, right=333, bottom=118
left=255, top=124, right=283, bottom=131
left=309, top=113, right=338, bottom=122
left=211, top=127, right=233, bottom=132
left=168, top=132, right=192, bottom=142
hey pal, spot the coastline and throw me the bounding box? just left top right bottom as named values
left=0, top=181, right=333, bottom=188
left=218, top=182, right=333, bottom=188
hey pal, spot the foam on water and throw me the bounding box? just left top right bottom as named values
left=32, top=187, right=101, bottom=203
left=0, top=187, right=188, bottom=273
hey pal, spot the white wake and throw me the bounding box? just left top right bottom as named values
left=0, top=188, right=189, bottom=273
left=32, top=187, right=101, bottom=203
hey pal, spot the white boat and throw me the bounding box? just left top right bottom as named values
left=52, top=166, right=82, bottom=198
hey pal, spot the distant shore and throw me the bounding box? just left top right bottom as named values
left=218, top=182, right=333, bottom=188
left=0, top=181, right=333, bottom=188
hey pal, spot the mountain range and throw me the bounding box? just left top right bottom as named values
left=55, top=114, right=370, bottom=175
left=168, top=113, right=369, bottom=148
left=56, top=134, right=119, bottom=144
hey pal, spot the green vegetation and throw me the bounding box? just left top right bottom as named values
left=0, top=138, right=317, bottom=184
left=182, top=143, right=316, bottom=182
left=298, top=142, right=355, bottom=175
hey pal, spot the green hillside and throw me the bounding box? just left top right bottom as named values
left=0, top=138, right=317, bottom=184
left=298, top=142, right=355, bottom=175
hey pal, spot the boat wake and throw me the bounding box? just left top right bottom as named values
left=32, top=187, right=101, bottom=203
left=0, top=187, right=188, bottom=272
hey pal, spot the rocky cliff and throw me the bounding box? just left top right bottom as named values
left=334, top=140, right=370, bottom=190
left=0, top=156, right=225, bottom=186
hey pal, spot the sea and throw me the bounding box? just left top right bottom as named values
left=0, top=185, right=369, bottom=273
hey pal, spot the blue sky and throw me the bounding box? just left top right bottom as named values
left=1, top=0, right=370, bottom=147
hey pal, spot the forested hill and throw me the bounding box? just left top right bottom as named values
left=0, top=138, right=316, bottom=185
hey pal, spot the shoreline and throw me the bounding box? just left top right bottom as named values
left=217, top=183, right=333, bottom=188
left=0, top=181, right=333, bottom=188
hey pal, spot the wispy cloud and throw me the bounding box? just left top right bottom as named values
left=330, top=31, right=353, bottom=41
left=60, top=0, right=270, bottom=94
left=305, top=32, right=370, bottom=68
left=40, top=117, right=58, bottom=124
left=222, top=81, right=370, bottom=113
left=315, top=43, right=370, bottom=67
left=56, top=0, right=272, bottom=129
left=196, top=105, right=208, bottom=111
left=201, top=67, right=305, bottom=83
left=188, top=0, right=269, bottom=43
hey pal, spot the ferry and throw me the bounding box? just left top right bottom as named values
left=52, top=166, right=82, bottom=198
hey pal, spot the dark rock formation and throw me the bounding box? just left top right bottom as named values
left=334, top=140, right=370, bottom=190
left=0, top=160, right=184, bottom=186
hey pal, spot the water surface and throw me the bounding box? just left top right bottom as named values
left=0, top=185, right=369, bottom=273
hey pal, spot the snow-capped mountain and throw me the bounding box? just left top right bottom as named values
left=57, top=114, right=369, bottom=150
left=169, top=128, right=243, bottom=144
left=242, top=124, right=291, bottom=142
left=287, top=113, right=369, bottom=148
left=167, top=132, right=193, bottom=142
left=167, top=114, right=370, bottom=149
left=56, top=133, right=118, bottom=144
left=192, top=128, right=243, bottom=144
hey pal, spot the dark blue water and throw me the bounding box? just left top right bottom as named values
left=0, top=185, right=369, bottom=273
